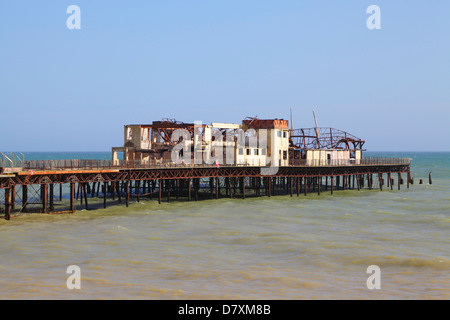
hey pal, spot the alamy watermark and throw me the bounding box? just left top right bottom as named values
left=66, top=265, right=81, bottom=289
left=66, top=5, right=81, bottom=30
left=366, top=265, right=381, bottom=289
left=168, top=121, right=281, bottom=175
left=366, top=5, right=381, bottom=30
left=64, top=5, right=381, bottom=32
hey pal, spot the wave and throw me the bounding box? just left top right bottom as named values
left=345, top=255, right=450, bottom=270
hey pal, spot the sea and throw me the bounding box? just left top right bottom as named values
left=0, top=151, right=448, bottom=299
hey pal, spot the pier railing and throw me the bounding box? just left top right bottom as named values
left=20, top=157, right=411, bottom=171
left=0, top=152, right=24, bottom=173
left=289, top=157, right=411, bottom=167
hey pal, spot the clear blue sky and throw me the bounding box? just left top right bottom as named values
left=1, top=1, right=449, bottom=151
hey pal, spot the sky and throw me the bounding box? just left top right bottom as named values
left=0, top=0, right=449, bottom=152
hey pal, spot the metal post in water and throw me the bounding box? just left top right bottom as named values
left=83, top=183, right=88, bottom=210
left=158, top=179, right=162, bottom=204
left=22, top=185, right=28, bottom=212
left=331, top=176, right=334, bottom=194
left=188, top=178, right=191, bottom=202
left=11, top=185, right=15, bottom=210
left=70, top=182, right=75, bottom=212
left=42, top=184, right=48, bottom=213
left=49, top=184, right=54, bottom=212
left=5, top=188, right=11, bottom=220
left=216, top=177, right=219, bottom=199
left=125, top=180, right=129, bottom=207
left=304, top=176, right=307, bottom=196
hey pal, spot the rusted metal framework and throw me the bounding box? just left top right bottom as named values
left=149, top=119, right=196, bottom=144
left=289, top=127, right=365, bottom=151
left=1, top=159, right=411, bottom=220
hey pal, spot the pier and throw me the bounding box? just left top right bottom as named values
left=0, top=157, right=411, bottom=220
left=0, top=117, right=415, bottom=220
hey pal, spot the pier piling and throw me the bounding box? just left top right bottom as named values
left=0, top=156, right=412, bottom=217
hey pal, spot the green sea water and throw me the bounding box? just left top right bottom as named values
left=0, top=152, right=448, bottom=299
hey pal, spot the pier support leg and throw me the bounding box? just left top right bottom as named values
left=103, top=182, right=107, bottom=208
left=167, top=180, right=171, bottom=203
left=22, top=185, right=28, bottom=212
left=78, top=183, right=83, bottom=204
left=42, top=184, right=48, bottom=213
left=125, top=181, right=129, bottom=207
left=188, top=178, right=191, bottom=202
left=398, top=173, right=401, bottom=190
left=158, top=179, right=162, bottom=204
left=136, top=180, right=140, bottom=202
left=299, top=177, right=303, bottom=194
left=407, top=172, right=411, bottom=189
left=83, top=183, right=88, bottom=210
left=50, top=184, right=54, bottom=212
left=76, top=183, right=80, bottom=200
left=11, top=185, right=15, bottom=210
left=209, top=178, right=214, bottom=198
left=195, top=179, right=199, bottom=201
left=388, top=172, right=393, bottom=190
left=5, top=188, right=11, bottom=220
left=304, top=176, right=307, bottom=196
left=290, top=177, right=293, bottom=197
left=70, top=182, right=75, bottom=212
left=331, top=176, right=334, bottom=194
left=216, top=177, right=219, bottom=199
